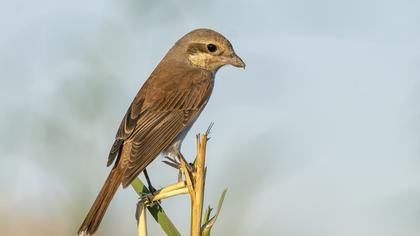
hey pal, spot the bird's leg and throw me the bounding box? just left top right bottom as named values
left=162, top=152, right=193, bottom=182
left=159, top=149, right=196, bottom=200
left=143, top=168, right=157, bottom=194
left=162, top=149, right=196, bottom=197
left=162, top=155, right=181, bottom=169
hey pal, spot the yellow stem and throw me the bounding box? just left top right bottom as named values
left=149, top=187, right=189, bottom=202
left=190, top=134, right=207, bottom=236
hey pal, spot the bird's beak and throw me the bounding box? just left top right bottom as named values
left=226, top=53, right=246, bottom=69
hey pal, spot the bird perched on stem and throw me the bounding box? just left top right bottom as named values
left=78, top=28, right=245, bottom=235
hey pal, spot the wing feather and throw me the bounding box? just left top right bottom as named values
left=107, top=83, right=148, bottom=166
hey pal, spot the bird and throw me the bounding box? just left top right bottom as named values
left=77, top=28, right=245, bottom=235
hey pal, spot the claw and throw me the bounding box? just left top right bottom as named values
left=162, top=160, right=180, bottom=169
left=140, top=193, right=157, bottom=207
left=164, top=155, right=178, bottom=164
left=162, top=156, right=181, bottom=169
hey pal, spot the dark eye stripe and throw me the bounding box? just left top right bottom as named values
left=187, top=43, right=207, bottom=54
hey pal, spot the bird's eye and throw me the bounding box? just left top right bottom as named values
left=207, top=44, right=217, bottom=52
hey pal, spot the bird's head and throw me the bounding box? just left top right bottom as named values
left=174, top=28, right=245, bottom=73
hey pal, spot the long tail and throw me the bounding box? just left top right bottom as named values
left=78, top=168, right=123, bottom=235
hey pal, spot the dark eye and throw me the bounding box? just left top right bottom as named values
left=207, top=44, right=217, bottom=52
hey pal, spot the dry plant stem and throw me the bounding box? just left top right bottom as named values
left=147, top=185, right=189, bottom=202
left=174, top=134, right=207, bottom=236
left=158, top=181, right=187, bottom=195
left=137, top=201, right=148, bottom=236
left=133, top=132, right=210, bottom=236
left=190, top=134, right=207, bottom=236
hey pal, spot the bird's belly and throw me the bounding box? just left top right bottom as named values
left=162, top=106, right=206, bottom=158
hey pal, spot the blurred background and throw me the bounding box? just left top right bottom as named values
left=1, top=0, right=420, bottom=235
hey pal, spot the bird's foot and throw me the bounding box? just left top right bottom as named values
left=163, top=153, right=194, bottom=172
left=162, top=155, right=181, bottom=169
left=140, top=193, right=157, bottom=207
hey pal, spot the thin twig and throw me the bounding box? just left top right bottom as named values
left=205, top=122, right=214, bottom=139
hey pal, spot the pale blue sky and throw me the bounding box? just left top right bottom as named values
left=1, top=1, right=420, bottom=235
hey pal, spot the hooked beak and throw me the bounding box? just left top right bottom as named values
left=226, top=53, right=246, bottom=69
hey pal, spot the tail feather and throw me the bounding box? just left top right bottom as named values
left=78, top=168, right=123, bottom=235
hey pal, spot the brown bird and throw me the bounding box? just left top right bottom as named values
left=77, top=28, right=245, bottom=235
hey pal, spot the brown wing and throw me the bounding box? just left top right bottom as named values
left=108, top=68, right=214, bottom=187
left=107, top=80, right=148, bottom=166
left=122, top=77, right=214, bottom=186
